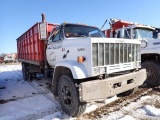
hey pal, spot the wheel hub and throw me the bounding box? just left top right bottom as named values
left=61, top=85, right=72, bottom=106
left=147, top=68, right=157, bottom=79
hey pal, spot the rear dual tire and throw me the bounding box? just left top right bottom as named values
left=22, top=63, right=36, bottom=81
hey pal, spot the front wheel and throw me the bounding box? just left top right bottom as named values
left=142, top=61, right=160, bottom=87
left=58, top=75, right=86, bottom=117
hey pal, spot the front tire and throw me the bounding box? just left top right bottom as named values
left=58, top=75, right=86, bottom=117
left=142, top=61, right=160, bottom=87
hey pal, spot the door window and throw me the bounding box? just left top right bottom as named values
left=51, top=27, right=64, bottom=42
left=124, top=29, right=131, bottom=39
left=117, top=31, right=121, bottom=38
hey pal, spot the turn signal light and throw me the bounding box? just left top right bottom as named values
left=77, top=56, right=86, bottom=63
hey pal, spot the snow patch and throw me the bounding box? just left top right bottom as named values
left=104, top=95, right=118, bottom=104
left=140, top=96, right=151, bottom=100
left=84, top=104, right=98, bottom=113
left=118, top=115, right=136, bottom=120
left=38, top=111, right=70, bottom=120
left=0, top=94, right=59, bottom=120
left=137, top=105, right=160, bottom=117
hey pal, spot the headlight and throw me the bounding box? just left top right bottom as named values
left=93, top=67, right=106, bottom=75
left=93, top=68, right=99, bottom=75
left=136, top=62, right=141, bottom=68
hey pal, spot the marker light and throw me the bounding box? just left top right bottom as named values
left=77, top=56, right=86, bottom=63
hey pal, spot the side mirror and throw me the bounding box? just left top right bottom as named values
left=133, top=33, right=136, bottom=39
left=39, top=22, right=47, bottom=40
left=120, top=28, right=125, bottom=38
left=158, top=33, right=160, bottom=39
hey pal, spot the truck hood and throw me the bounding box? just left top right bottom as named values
left=66, top=37, right=141, bottom=45
left=90, top=38, right=141, bottom=44
left=140, top=38, right=160, bottom=54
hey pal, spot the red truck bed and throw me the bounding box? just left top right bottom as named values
left=17, top=22, right=57, bottom=66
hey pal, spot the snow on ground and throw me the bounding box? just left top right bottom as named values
left=0, top=65, right=39, bottom=100
left=0, top=64, right=160, bottom=120
left=100, top=94, right=160, bottom=120
left=1, top=94, right=59, bottom=120
left=0, top=64, right=69, bottom=120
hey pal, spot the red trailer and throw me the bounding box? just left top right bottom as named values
left=17, top=22, right=57, bottom=67
left=102, top=19, right=135, bottom=38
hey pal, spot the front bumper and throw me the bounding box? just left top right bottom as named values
left=79, top=69, right=146, bottom=102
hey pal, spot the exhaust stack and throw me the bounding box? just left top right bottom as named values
left=41, top=13, right=46, bottom=23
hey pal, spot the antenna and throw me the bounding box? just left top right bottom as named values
left=101, top=19, right=108, bottom=30
left=140, top=9, right=141, bottom=23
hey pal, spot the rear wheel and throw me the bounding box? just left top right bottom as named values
left=58, top=75, right=86, bottom=117
left=142, top=61, right=160, bottom=87
left=22, top=63, right=31, bottom=81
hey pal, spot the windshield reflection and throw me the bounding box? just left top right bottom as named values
left=64, top=24, right=105, bottom=38
left=133, top=28, right=153, bottom=39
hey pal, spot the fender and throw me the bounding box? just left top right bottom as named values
left=55, top=60, right=88, bottom=79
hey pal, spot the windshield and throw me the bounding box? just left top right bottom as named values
left=64, top=24, right=105, bottom=38
left=133, top=28, right=153, bottom=39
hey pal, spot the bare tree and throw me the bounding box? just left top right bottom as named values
left=0, top=53, right=6, bottom=58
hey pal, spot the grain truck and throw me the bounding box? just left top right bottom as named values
left=17, top=14, right=146, bottom=117
left=102, top=19, right=160, bottom=87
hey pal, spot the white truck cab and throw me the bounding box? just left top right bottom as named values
left=105, top=19, right=160, bottom=87
left=114, top=24, right=160, bottom=52
left=45, top=23, right=146, bottom=116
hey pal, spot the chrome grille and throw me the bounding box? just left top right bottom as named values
left=92, top=43, right=98, bottom=67
left=92, top=43, right=140, bottom=67
left=99, top=43, right=104, bottom=66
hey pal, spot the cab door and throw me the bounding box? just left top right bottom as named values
left=46, top=26, right=64, bottom=66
